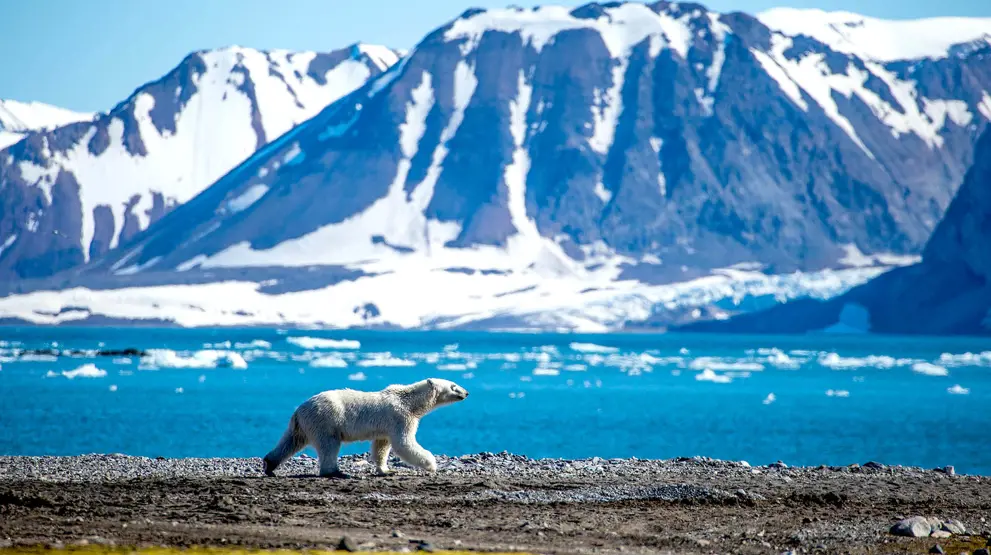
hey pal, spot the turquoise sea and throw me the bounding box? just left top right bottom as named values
left=1, top=327, right=988, bottom=474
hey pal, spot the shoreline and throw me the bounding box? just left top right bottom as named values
left=0, top=452, right=978, bottom=479
left=3, top=454, right=990, bottom=554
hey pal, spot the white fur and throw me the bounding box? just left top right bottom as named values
left=263, top=378, right=469, bottom=476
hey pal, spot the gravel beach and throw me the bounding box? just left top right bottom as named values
left=1, top=454, right=990, bottom=554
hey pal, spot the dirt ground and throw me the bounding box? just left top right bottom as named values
left=1, top=456, right=990, bottom=555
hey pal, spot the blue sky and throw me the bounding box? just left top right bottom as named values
left=3, top=0, right=990, bottom=113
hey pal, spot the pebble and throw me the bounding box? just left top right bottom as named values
left=931, top=531, right=952, bottom=539
left=930, top=545, right=945, bottom=554
left=942, top=519, right=967, bottom=535
left=337, top=536, right=358, bottom=552
left=891, top=516, right=934, bottom=538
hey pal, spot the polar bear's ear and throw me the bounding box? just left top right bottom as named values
left=426, top=378, right=439, bottom=389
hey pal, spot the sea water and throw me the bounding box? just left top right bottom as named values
left=1, top=327, right=988, bottom=474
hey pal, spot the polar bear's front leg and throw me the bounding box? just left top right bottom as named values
left=370, top=438, right=393, bottom=475
left=390, top=428, right=437, bottom=473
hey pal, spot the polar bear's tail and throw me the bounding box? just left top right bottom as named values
left=263, top=412, right=307, bottom=477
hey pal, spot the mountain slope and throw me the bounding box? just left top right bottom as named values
left=95, top=3, right=991, bottom=274
left=2, top=1, right=991, bottom=331
left=0, top=43, right=399, bottom=280
left=682, top=126, right=991, bottom=336
left=0, top=99, right=95, bottom=150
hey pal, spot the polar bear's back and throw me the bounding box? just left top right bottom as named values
left=294, top=388, right=405, bottom=443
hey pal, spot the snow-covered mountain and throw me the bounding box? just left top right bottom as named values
left=1, top=2, right=991, bottom=331
left=0, top=43, right=400, bottom=279
left=0, top=99, right=95, bottom=150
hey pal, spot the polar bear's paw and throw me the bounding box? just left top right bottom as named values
left=262, top=456, right=277, bottom=477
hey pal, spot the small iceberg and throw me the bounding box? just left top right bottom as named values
left=288, top=337, right=361, bottom=350
left=695, top=368, right=732, bottom=383
left=62, top=364, right=108, bottom=379
left=570, top=342, right=619, bottom=354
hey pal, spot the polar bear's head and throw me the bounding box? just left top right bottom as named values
left=426, top=378, right=470, bottom=406
left=391, top=378, right=469, bottom=416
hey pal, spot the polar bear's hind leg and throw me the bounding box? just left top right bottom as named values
left=314, top=436, right=348, bottom=478
left=371, top=438, right=393, bottom=475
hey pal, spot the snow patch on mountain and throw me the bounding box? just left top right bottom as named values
left=358, top=43, right=402, bottom=71
left=0, top=99, right=94, bottom=133
left=753, top=32, right=989, bottom=157
left=444, top=3, right=700, bottom=58
left=757, top=8, right=991, bottom=62
left=0, top=99, right=95, bottom=150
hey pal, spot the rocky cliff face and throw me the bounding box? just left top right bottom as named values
left=0, top=44, right=399, bottom=279
left=682, top=127, right=991, bottom=336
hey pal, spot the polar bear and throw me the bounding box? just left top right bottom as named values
left=262, top=378, right=469, bottom=477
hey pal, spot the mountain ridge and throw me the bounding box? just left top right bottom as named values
left=0, top=42, right=400, bottom=280
left=0, top=99, right=95, bottom=151
left=1, top=1, right=990, bottom=332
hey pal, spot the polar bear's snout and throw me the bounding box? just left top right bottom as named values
left=431, top=378, right=469, bottom=404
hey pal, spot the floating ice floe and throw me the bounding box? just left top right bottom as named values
left=569, top=342, right=619, bottom=354
left=758, top=348, right=802, bottom=369
left=826, top=389, right=850, bottom=397
left=911, top=362, right=949, bottom=376
left=763, top=393, right=776, bottom=405
left=287, top=337, right=361, bottom=350
left=818, top=352, right=915, bottom=370
left=235, top=339, right=272, bottom=349
left=310, top=354, right=349, bottom=368
left=356, top=354, right=415, bottom=367
left=689, top=357, right=765, bottom=371
left=140, top=349, right=247, bottom=369
left=437, top=363, right=469, bottom=371
left=946, top=384, right=970, bottom=395
left=61, top=363, right=108, bottom=379
left=347, top=372, right=367, bottom=381
left=695, top=368, right=733, bottom=383
left=938, top=351, right=991, bottom=367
